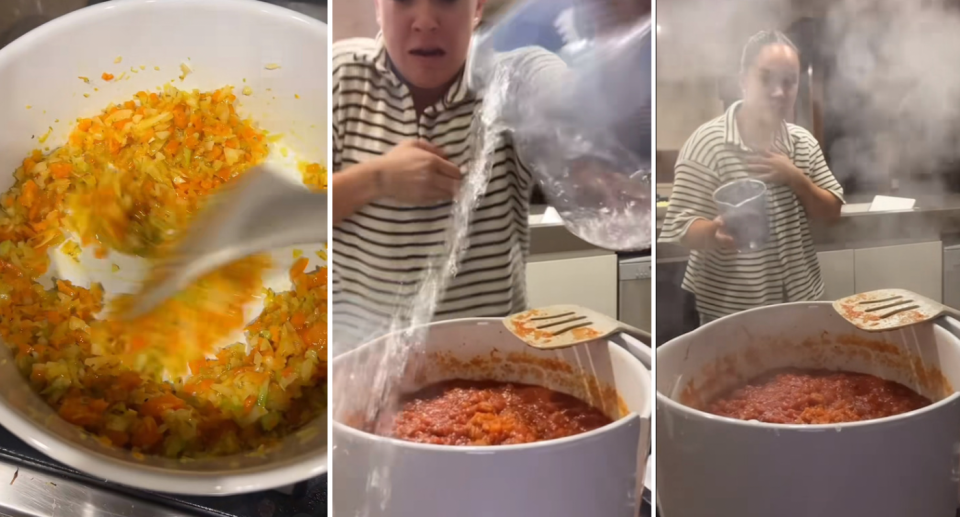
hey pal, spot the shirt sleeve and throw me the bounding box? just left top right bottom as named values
left=658, top=156, right=721, bottom=245
left=332, top=114, right=343, bottom=174
left=331, top=66, right=343, bottom=174
left=795, top=130, right=844, bottom=204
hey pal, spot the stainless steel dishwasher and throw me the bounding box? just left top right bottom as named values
left=944, top=243, right=960, bottom=310
left=618, top=255, right=652, bottom=333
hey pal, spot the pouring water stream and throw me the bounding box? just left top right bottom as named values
left=346, top=63, right=514, bottom=516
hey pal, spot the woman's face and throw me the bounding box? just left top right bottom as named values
left=740, top=43, right=800, bottom=124
left=376, top=0, right=484, bottom=90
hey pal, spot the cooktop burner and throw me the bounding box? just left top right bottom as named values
left=0, top=425, right=327, bottom=517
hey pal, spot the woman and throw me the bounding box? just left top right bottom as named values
left=659, top=30, right=844, bottom=325
left=330, top=0, right=570, bottom=349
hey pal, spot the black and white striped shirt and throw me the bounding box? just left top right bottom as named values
left=658, top=100, right=845, bottom=319
left=331, top=37, right=565, bottom=348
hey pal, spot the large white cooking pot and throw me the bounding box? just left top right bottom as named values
left=0, top=0, right=327, bottom=495
left=332, top=318, right=651, bottom=516
left=657, top=302, right=960, bottom=517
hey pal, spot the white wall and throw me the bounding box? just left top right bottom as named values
left=656, top=78, right=723, bottom=150
left=332, top=0, right=379, bottom=42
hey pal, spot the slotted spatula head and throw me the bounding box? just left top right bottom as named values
left=504, top=305, right=616, bottom=350
left=833, top=289, right=944, bottom=332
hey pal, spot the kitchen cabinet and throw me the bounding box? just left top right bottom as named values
left=817, top=250, right=855, bottom=301
left=853, top=241, right=943, bottom=303
left=526, top=252, right=618, bottom=318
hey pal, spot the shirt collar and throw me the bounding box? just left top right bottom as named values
left=366, top=33, right=476, bottom=111
left=724, top=100, right=794, bottom=156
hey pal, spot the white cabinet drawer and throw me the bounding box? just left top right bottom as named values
left=526, top=254, right=618, bottom=317
left=854, top=241, right=942, bottom=303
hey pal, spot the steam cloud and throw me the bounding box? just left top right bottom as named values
left=660, top=0, right=960, bottom=198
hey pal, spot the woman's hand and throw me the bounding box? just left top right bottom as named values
left=681, top=217, right=736, bottom=250
left=744, top=150, right=805, bottom=189
left=373, top=140, right=463, bottom=204
left=711, top=217, right=737, bottom=249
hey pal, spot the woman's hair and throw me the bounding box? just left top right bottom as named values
left=739, top=30, right=798, bottom=75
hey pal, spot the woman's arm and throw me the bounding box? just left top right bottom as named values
left=745, top=132, right=844, bottom=222
left=332, top=141, right=463, bottom=226
left=789, top=172, right=842, bottom=222
left=332, top=162, right=381, bottom=226
left=659, top=159, right=724, bottom=250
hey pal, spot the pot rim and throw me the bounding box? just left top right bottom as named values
left=656, top=301, right=960, bottom=431
left=0, top=0, right=326, bottom=64
left=0, top=0, right=328, bottom=495
left=332, top=317, right=649, bottom=452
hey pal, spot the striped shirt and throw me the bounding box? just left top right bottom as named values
left=658, top=100, right=845, bottom=319
left=331, top=37, right=565, bottom=349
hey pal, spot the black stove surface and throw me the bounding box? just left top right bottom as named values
left=0, top=424, right=327, bottom=517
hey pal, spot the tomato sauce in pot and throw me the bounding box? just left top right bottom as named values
left=379, top=380, right=613, bottom=446
left=706, top=369, right=932, bottom=424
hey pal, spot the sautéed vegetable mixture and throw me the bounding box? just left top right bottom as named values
left=0, top=84, right=327, bottom=459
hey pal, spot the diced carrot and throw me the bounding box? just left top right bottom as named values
left=50, top=163, right=73, bottom=179
left=290, top=312, right=306, bottom=329
left=129, top=335, right=147, bottom=352
left=117, top=371, right=142, bottom=391
left=290, top=257, right=308, bottom=277
left=102, top=72, right=114, bottom=81
left=19, top=180, right=38, bottom=208
left=131, top=416, right=162, bottom=450
left=59, top=398, right=108, bottom=428
left=207, top=145, right=223, bottom=161
left=173, top=106, right=188, bottom=129
left=140, top=394, right=185, bottom=417
left=189, top=358, right=207, bottom=375
left=104, top=430, right=129, bottom=447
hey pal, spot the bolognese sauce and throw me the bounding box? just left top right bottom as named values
left=381, top=380, right=613, bottom=446
left=706, top=369, right=931, bottom=424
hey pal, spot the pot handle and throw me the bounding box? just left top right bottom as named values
left=617, top=323, right=651, bottom=346
left=612, top=331, right=652, bottom=370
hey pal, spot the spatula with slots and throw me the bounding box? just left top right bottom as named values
left=119, top=165, right=327, bottom=320
left=504, top=304, right=651, bottom=350
left=833, top=288, right=960, bottom=332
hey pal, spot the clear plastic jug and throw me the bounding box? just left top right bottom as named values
left=469, top=0, right=652, bottom=251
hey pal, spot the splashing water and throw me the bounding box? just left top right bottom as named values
left=344, top=62, right=515, bottom=517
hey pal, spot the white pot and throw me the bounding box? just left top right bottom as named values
left=657, top=302, right=960, bottom=517
left=0, top=0, right=327, bottom=495
left=332, top=318, right=651, bottom=517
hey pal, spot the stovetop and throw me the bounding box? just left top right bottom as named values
left=0, top=424, right=327, bottom=517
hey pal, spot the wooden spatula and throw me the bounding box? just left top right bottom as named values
left=833, top=289, right=960, bottom=332
left=504, top=304, right=651, bottom=350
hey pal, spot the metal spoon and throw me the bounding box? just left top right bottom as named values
left=119, top=165, right=327, bottom=319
